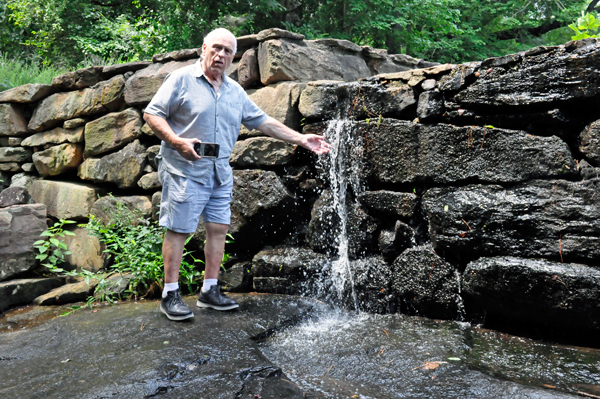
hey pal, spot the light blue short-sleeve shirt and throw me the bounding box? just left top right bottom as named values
left=144, top=60, right=267, bottom=185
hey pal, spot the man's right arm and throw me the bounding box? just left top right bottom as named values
left=143, top=113, right=201, bottom=161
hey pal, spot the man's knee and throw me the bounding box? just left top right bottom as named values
left=204, top=222, right=229, bottom=240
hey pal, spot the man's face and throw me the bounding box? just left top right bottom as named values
left=202, top=34, right=236, bottom=76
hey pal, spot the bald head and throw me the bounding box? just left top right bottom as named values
left=203, top=28, right=237, bottom=56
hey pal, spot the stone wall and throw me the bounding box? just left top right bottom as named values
left=2, top=29, right=600, bottom=345
left=0, top=28, right=433, bottom=311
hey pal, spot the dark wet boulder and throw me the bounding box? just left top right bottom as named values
left=351, top=256, right=395, bottom=314
left=422, top=179, right=600, bottom=263
left=0, top=278, right=65, bottom=312
left=450, top=43, right=600, bottom=110
left=417, top=90, right=444, bottom=120
left=220, top=261, right=253, bottom=292
left=357, top=190, right=418, bottom=219
left=579, top=119, right=600, bottom=166
left=391, top=245, right=460, bottom=320
left=358, top=119, right=576, bottom=184
left=462, top=256, right=600, bottom=340
left=306, top=190, right=378, bottom=259
left=379, top=220, right=418, bottom=263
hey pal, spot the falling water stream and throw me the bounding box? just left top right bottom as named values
left=258, top=118, right=600, bottom=398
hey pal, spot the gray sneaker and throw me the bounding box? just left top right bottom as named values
left=160, top=289, right=194, bottom=321
left=197, top=285, right=239, bottom=311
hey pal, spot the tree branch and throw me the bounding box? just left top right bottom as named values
left=587, top=0, right=600, bottom=13
left=494, top=20, right=563, bottom=40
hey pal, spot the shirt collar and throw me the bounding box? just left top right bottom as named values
left=194, top=59, right=230, bottom=88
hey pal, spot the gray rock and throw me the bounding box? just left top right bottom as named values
left=152, top=48, right=200, bottom=63
left=0, top=278, right=65, bottom=312
left=137, top=172, right=160, bottom=190
left=78, top=140, right=147, bottom=189
left=421, top=79, right=437, bottom=90
left=307, top=38, right=362, bottom=53
left=102, top=61, right=152, bottom=78
left=238, top=48, right=260, bottom=89
left=94, top=273, right=134, bottom=299
left=0, top=83, right=55, bottom=103
left=297, top=81, right=342, bottom=119
left=579, top=119, right=600, bottom=166
left=84, top=108, right=143, bottom=157
left=258, top=39, right=371, bottom=85
left=90, top=195, right=152, bottom=227
left=147, top=145, right=160, bottom=169
left=422, top=179, right=600, bottom=262
left=0, top=204, right=47, bottom=281
left=9, top=173, right=40, bottom=190
left=0, top=137, right=24, bottom=146
left=124, top=59, right=196, bottom=106
left=151, top=190, right=161, bottom=220
left=63, top=118, right=89, bottom=129
left=306, top=190, right=378, bottom=259
left=463, top=256, right=600, bottom=338
left=438, top=62, right=481, bottom=92
left=22, top=126, right=84, bottom=147
left=62, top=226, right=107, bottom=272
left=578, top=159, right=600, bottom=180
left=21, top=163, right=35, bottom=173
left=452, top=44, right=600, bottom=108
left=357, top=190, right=418, bottom=219
left=362, top=46, right=387, bottom=59
left=28, top=75, right=126, bottom=132
left=391, top=245, right=460, bottom=319
left=252, top=247, right=328, bottom=294
left=28, top=180, right=104, bottom=221
left=256, top=28, right=304, bottom=42
left=230, top=137, right=297, bottom=168
left=417, top=90, right=444, bottom=120
left=0, top=163, right=21, bottom=172
left=51, top=66, right=103, bottom=90
left=32, top=143, right=84, bottom=177
left=0, top=186, right=31, bottom=207
left=379, top=220, right=417, bottom=262
left=34, top=278, right=100, bottom=305
left=0, top=146, right=32, bottom=163
left=359, top=119, right=576, bottom=184
left=140, top=123, right=154, bottom=136
left=0, top=103, right=28, bottom=136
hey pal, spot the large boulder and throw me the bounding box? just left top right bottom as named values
left=230, top=137, right=297, bottom=168
left=28, top=180, right=104, bottom=221
left=252, top=247, right=328, bottom=295
left=28, top=75, right=126, bottom=132
left=78, top=140, right=147, bottom=188
left=462, top=256, right=600, bottom=339
left=350, top=256, right=395, bottom=314
left=0, top=278, right=65, bottom=312
left=90, top=195, right=152, bottom=226
left=391, top=245, right=460, bottom=319
left=237, top=48, right=260, bottom=89
left=258, top=38, right=371, bottom=85
left=84, top=108, right=143, bottom=157
left=0, top=83, right=55, bottom=103
left=21, top=126, right=84, bottom=147
left=449, top=42, right=600, bottom=109
left=62, top=227, right=108, bottom=272
left=0, top=146, right=32, bottom=163
left=422, top=179, right=600, bottom=263
left=0, top=204, right=47, bottom=281
left=0, top=103, right=28, bottom=136
left=358, top=119, right=576, bottom=184
left=357, top=190, right=418, bottom=219
left=32, top=143, right=84, bottom=177
left=124, top=59, right=196, bottom=105
left=51, top=66, right=103, bottom=90
left=0, top=186, right=31, bottom=208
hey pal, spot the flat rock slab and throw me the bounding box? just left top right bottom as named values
left=0, top=294, right=316, bottom=399
left=0, top=296, right=592, bottom=399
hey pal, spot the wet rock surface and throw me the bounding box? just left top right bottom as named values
left=422, top=179, right=600, bottom=263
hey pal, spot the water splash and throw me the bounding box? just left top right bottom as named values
left=455, top=269, right=466, bottom=321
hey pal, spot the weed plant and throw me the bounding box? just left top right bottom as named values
left=0, top=53, right=70, bottom=91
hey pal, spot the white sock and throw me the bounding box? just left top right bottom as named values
left=202, top=279, right=218, bottom=292
left=162, top=282, right=179, bottom=298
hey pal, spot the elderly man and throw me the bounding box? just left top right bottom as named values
left=144, top=28, right=331, bottom=321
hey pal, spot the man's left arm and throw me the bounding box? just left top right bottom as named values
left=256, top=116, right=331, bottom=155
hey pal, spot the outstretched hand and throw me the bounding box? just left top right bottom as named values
left=301, top=134, right=332, bottom=154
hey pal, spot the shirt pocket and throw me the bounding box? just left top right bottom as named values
left=221, top=101, right=242, bottom=126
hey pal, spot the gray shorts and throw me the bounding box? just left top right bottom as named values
left=158, top=166, right=233, bottom=234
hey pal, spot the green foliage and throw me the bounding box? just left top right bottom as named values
left=569, top=11, right=600, bottom=39
left=83, top=198, right=204, bottom=296
left=0, top=53, right=69, bottom=91
left=33, top=219, right=77, bottom=273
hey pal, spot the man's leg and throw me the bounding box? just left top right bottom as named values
left=197, top=222, right=239, bottom=310
left=163, top=229, right=189, bottom=284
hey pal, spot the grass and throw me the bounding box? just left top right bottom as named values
left=0, top=53, right=71, bottom=92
